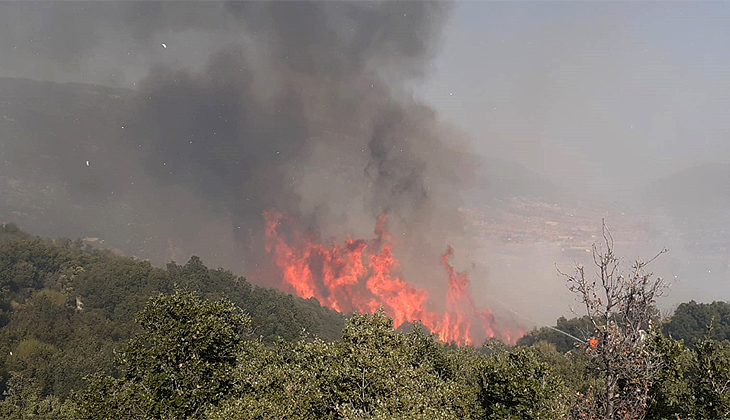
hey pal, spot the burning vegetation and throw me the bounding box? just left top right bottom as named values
left=264, top=209, right=521, bottom=345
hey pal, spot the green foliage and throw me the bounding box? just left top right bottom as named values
left=516, top=314, right=730, bottom=420
left=646, top=332, right=694, bottom=419
left=71, top=375, right=131, bottom=419
left=2, top=224, right=730, bottom=419
left=0, top=224, right=344, bottom=405
left=166, top=257, right=345, bottom=342
left=690, top=339, right=730, bottom=419
left=663, top=300, right=730, bottom=346
left=211, top=310, right=482, bottom=419
left=474, top=346, right=568, bottom=419
left=209, top=312, right=568, bottom=419
left=647, top=334, right=730, bottom=419
left=530, top=340, right=589, bottom=392
left=0, top=371, right=76, bottom=419
left=75, top=290, right=250, bottom=419
left=516, top=315, right=594, bottom=353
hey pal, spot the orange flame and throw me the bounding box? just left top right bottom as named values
left=263, top=209, right=520, bottom=345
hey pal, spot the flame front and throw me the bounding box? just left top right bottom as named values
left=263, top=210, right=520, bottom=345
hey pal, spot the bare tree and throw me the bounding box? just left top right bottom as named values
left=562, top=220, right=668, bottom=420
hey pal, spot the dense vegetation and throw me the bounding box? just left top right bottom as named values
left=0, top=223, right=343, bottom=403
left=0, top=223, right=728, bottom=419
left=519, top=301, right=730, bottom=352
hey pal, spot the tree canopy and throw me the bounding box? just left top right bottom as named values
left=0, top=223, right=729, bottom=419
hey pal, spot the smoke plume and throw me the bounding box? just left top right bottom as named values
left=0, top=1, right=484, bottom=293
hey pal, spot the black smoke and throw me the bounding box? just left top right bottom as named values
left=0, top=1, right=478, bottom=286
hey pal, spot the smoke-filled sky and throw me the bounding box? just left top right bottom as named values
left=0, top=0, right=479, bottom=305
left=3, top=2, right=729, bottom=193
left=0, top=1, right=728, bottom=326
left=421, top=2, right=730, bottom=193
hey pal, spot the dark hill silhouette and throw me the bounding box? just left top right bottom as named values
left=649, top=163, right=730, bottom=217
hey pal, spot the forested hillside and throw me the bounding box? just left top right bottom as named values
left=0, top=223, right=344, bottom=402
left=0, top=223, right=729, bottom=419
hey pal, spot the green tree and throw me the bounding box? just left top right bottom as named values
left=211, top=310, right=481, bottom=419
left=166, top=257, right=345, bottom=342
left=662, top=300, right=730, bottom=346
left=0, top=226, right=347, bottom=403
left=0, top=371, right=76, bottom=419
left=647, top=335, right=730, bottom=419
left=517, top=315, right=595, bottom=353
left=690, top=339, right=730, bottom=419
left=474, top=346, right=568, bottom=419
left=75, top=290, right=250, bottom=419
left=646, top=332, right=693, bottom=419
left=530, top=340, right=589, bottom=392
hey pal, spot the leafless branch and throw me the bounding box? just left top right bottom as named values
left=561, top=220, right=669, bottom=420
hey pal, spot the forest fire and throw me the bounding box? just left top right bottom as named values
left=263, top=209, right=520, bottom=345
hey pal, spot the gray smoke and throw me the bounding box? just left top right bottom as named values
left=0, top=1, right=479, bottom=287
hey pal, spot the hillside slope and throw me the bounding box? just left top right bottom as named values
left=0, top=223, right=344, bottom=398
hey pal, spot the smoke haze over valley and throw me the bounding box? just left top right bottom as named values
left=1, top=1, right=729, bottom=330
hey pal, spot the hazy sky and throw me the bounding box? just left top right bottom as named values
left=2, top=2, right=728, bottom=192
left=421, top=2, right=730, bottom=192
